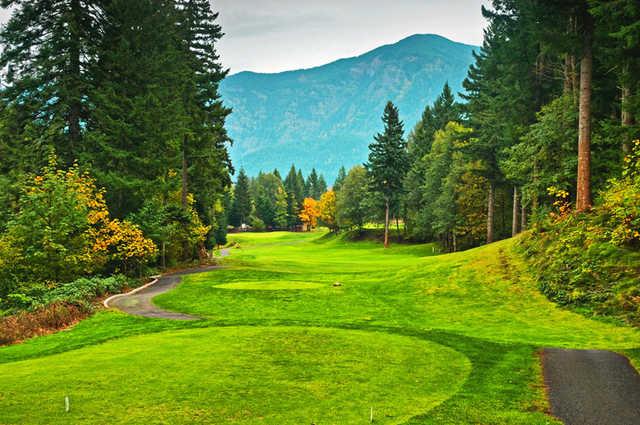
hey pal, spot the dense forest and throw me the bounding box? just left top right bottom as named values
left=0, top=0, right=232, bottom=313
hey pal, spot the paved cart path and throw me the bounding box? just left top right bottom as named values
left=542, top=348, right=640, bottom=425
left=106, top=249, right=230, bottom=320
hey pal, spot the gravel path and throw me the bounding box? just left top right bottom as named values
left=542, top=348, right=640, bottom=425
left=106, top=249, right=230, bottom=320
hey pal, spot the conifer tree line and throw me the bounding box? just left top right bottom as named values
left=458, top=0, right=639, bottom=247
left=0, top=0, right=232, bottom=265
left=299, top=0, right=639, bottom=252
left=228, top=166, right=330, bottom=231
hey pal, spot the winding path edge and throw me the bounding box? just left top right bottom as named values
left=104, top=249, right=230, bottom=321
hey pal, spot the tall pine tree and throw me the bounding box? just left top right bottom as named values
left=177, top=0, right=232, bottom=234
left=229, top=168, right=252, bottom=227
left=366, top=101, right=408, bottom=248
left=86, top=0, right=187, bottom=217
left=0, top=0, right=104, bottom=165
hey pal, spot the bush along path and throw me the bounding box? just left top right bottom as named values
left=105, top=250, right=230, bottom=320
left=542, top=348, right=640, bottom=425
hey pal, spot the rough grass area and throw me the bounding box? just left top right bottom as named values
left=1, top=231, right=639, bottom=424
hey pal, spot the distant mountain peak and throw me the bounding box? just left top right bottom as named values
left=221, top=34, right=477, bottom=180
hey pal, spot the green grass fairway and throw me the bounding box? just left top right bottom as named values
left=0, top=327, right=469, bottom=424
left=214, top=280, right=325, bottom=290
left=1, top=231, right=639, bottom=424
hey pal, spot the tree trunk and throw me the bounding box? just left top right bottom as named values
left=521, top=203, right=527, bottom=232
left=68, top=0, right=82, bottom=156
left=576, top=14, right=593, bottom=212
left=512, top=187, right=519, bottom=237
left=181, top=138, right=188, bottom=208
left=452, top=232, right=457, bottom=253
left=532, top=162, right=539, bottom=211
left=564, top=16, right=579, bottom=104
left=487, top=182, right=495, bottom=244
left=384, top=199, right=390, bottom=248
left=563, top=54, right=578, bottom=99
left=563, top=54, right=572, bottom=95
left=622, top=66, right=634, bottom=155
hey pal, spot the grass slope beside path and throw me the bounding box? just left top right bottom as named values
left=1, top=231, right=638, bottom=424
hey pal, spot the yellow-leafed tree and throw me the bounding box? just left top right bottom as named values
left=318, top=191, right=338, bottom=232
left=299, top=198, right=319, bottom=230
left=0, top=158, right=156, bottom=283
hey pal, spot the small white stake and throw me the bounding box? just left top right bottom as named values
left=65, top=396, right=70, bottom=413
left=370, top=407, right=373, bottom=423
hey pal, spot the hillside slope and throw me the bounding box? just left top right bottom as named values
left=220, top=34, right=477, bottom=179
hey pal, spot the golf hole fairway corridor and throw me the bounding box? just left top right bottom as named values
left=0, top=327, right=470, bottom=425
left=1, top=231, right=640, bottom=425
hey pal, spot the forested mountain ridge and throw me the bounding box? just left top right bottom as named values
left=220, top=34, right=477, bottom=179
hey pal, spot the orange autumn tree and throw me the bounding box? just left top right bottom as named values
left=318, top=190, right=338, bottom=232
left=299, top=197, right=319, bottom=230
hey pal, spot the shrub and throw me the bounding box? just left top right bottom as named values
left=129, top=198, right=209, bottom=266
left=250, top=215, right=266, bottom=232
left=0, top=303, right=90, bottom=346
left=1, top=274, right=135, bottom=312
left=520, top=140, right=640, bottom=324
left=0, top=159, right=156, bottom=286
left=42, top=275, right=133, bottom=306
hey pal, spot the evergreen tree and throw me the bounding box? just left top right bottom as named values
left=365, top=101, right=408, bottom=248
left=295, top=169, right=306, bottom=204
left=86, top=0, right=187, bottom=217
left=316, top=175, right=328, bottom=197
left=333, top=166, right=347, bottom=192
left=306, top=168, right=319, bottom=199
left=229, top=168, right=252, bottom=227
left=284, top=165, right=303, bottom=227
left=404, top=83, right=462, bottom=237
left=462, top=2, right=549, bottom=241
left=176, top=0, right=232, bottom=229
left=0, top=0, right=104, bottom=165
left=590, top=0, right=640, bottom=154
left=408, top=83, right=460, bottom=160
left=253, top=172, right=287, bottom=228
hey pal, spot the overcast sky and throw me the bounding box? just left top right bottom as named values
left=0, top=1, right=490, bottom=74
left=215, top=0, right=490, bottom=74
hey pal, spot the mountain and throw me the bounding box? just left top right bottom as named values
left=219, top=34, right=477, bottom=181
